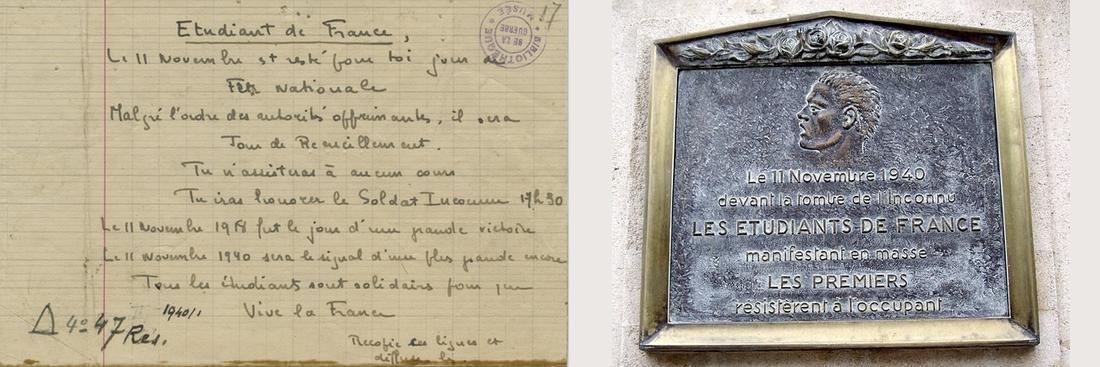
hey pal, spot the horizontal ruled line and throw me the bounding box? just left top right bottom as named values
left=185, top=40, right=393, bottom=46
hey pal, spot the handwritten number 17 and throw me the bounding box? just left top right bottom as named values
left=540, top=2, right=562, bottom=30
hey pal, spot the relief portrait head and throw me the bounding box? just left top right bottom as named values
left=796, top=70, right=882, bottom=158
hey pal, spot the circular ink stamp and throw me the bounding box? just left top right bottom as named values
left=480, top=1, right=547, bottom=68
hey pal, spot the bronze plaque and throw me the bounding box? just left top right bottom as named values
left=669, top=62, right=1007, bottom=323
left=639, top=12, right=1038, bottom=350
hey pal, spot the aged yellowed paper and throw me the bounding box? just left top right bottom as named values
left=0, top=0, right=566, bottom=365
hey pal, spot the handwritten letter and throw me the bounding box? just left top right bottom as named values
left=0, top=0, right=566, bottom=365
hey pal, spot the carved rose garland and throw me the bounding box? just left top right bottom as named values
left=675, top=19, right=993, bottom=64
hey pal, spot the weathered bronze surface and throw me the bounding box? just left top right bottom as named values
left=670, top=63, right=1005, bottom=323
left=640, top=12, right=1038, bottom=350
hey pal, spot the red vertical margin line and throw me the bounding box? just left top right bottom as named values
left=101, top=0, right=107, bottom=365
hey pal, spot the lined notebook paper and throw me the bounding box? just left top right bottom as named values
left=0, top=0, right=567, bottom=365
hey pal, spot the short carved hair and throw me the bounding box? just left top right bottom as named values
left=816, top=71, right=882, bottom=139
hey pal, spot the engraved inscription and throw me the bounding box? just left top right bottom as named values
left=668, top=63, right=1008, bottom=323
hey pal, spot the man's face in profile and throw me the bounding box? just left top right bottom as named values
left=797, top=83, right=847, bottom=151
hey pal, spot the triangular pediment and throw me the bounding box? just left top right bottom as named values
left=659, top=12, right=1012, bottom=67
